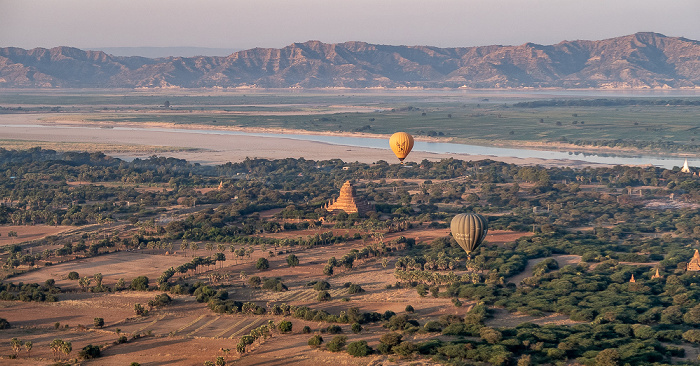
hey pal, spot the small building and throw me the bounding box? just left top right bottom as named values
left=687, top=249, right=700, bottom=271
left=324, top=181, right=374, bottom=216
left=629, top=274, right=636, bottom=283
left=651, top=268, right=661, bottom=279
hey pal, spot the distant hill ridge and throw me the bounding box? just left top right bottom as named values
left=1, top=32, right=699, bottom=89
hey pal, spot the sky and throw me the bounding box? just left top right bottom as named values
left=2, top=0, right=700, bottom=51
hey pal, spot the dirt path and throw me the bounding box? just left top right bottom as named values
left=507, top=254, right=582, bottom=285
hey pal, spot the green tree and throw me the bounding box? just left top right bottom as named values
left=683, top=329, right=700, bottom=343
left=61, top=341, right=72, bottom=360
left=346, top=340, right=372, bottom=357
left=286, top=254, right=299, bottom=267
left=10, top=337, right=22, bottom=357
left=326, top=335, right=347, bottom=352
left=131, top=276, right=150, bottom=291
left=134, top=303, right=148, bottom=316
left=68, top=271, right=79, bottom=280
left=317, top=290, right=331, bottom=302
left=393, top=341, right=417, bottom=357
left=480, top=327, right=502, bottom=344
left=24, top=341, right=32, bottom=358
left=94, top=317, right=104, bottom=328
left=255, top=257, right=269, bottom=270
left=278, top=320, right=293, bottom=333
left=595, top=348, right=620, bottom=366
left=79, top=344, right=100, bottom=359
left=308, top=335, right=323, bottom=348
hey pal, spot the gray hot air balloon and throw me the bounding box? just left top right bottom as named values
left=450, top=213, right=488, bottom=258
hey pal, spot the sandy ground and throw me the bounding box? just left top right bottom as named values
left=9, top=251, right=194, bottom=289
left=0, top=225, right=74, bottom=246
left=0, top=114, right=606, bottom=167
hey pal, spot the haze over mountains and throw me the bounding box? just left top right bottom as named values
left=1, top=32, right=699, bottom=89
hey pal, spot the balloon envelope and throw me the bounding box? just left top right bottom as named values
left=389, top=132, right=414, bottom=162
left=450, top=213, right=488, bottom=255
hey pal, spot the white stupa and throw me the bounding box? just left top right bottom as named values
left=681, top=159, right=691, bottom=173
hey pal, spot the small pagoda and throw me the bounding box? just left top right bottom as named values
left=681, top=159, right=691, bottom=173
left=687, top=250, right=700, bottom=271
left=629, top=274, right=636, bottom=283
left=324, top=181, right=374, bottom=216
left=651, top=268, right=662, bottom=279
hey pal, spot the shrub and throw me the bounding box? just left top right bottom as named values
left=380, top=332, right=403, bottom=350
left=405, top=305, right=414, bottom=313
left=442, top=323, right=466, bottom=336
left=393, top=341, right=417, bottom=357
left=313, top=281, right=331, bottom=291
left=682, top=329, right=700, bottom=343
left=302, top=326, right=311, bottom=334
left=595, top=348, right=621, bottom=366
left=351, top=323, right=362, bottom=333
left=262, top=278, right=288, bottom=292
left=348, top=284, right=365, bottom=294
left=79, top=344, right=101, bottom=359
left=68, top=271, right=80, bottom=280
left=134, top=303, right=148, bottom=316
left=346, top=340, right=372, bottom=357
left=480, top=327, right=502, bottom=344
left=286, top=254, right=299, bottom=267
left=248, top=276, right=261, bottom=288
left=326, top=335, right=348, bottom=352
left=317, top=290, right=331, bottom=302
left=308, top=335, right=323, bottom=348
left=424, top=320, right=442, bottom=332
left=93, top=317, right=104, bottom=328
left=130, top=276, right=149, bottom=291
left=278, top=320, right=293, bottom=333
left=255, top=258, right=269, bottom=270
left=0, top=318, right=10, bottom=329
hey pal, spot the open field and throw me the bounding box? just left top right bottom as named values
left=0, top=225, right=561, bottom=365
left=0, top=225, right=74, bottom=247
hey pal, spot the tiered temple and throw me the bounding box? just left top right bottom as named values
left=688, top=249, right=700, bottom=271
left=324, top=181, right=374, bottom=216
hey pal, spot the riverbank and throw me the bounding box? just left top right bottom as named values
left=0, top=113, right=617, bottom=168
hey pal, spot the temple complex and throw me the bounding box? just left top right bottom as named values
left=324, top=181, right=374, bottom=216
left=688, top=249, right=700, bottom=271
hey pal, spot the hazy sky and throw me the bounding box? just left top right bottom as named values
left=2, top=0, right=699, bottom=50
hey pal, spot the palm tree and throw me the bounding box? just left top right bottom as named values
left=61, top=341, right=72, bottom=360
left=24, top=341, right=32, bottom=358
left=10, top=338, right=22, bottom=357
left=50, top=339, right=63, bottom=360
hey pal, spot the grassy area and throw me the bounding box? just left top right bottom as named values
left=5, top=89, right=700, bottom=151
left=0, top=139, right=200, bottom=153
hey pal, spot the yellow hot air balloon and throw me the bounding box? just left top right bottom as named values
left=450, top=213, right=488, bottom=259
left=389, top=132, right=414, bottom=163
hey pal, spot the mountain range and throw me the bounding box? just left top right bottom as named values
left=1, top=32, right=699, bottom=89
